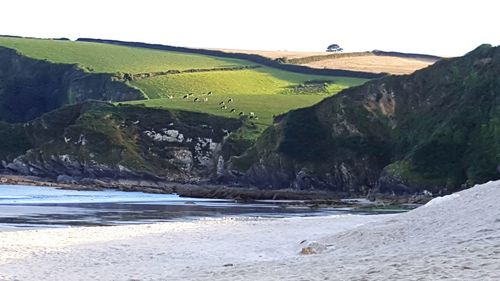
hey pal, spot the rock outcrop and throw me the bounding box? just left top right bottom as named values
left=0, top=102, right=242, bottom=182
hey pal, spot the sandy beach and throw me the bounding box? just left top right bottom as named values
left=1, top=180, right=500, bottom=280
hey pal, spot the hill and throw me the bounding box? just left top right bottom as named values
left=229, top=44, right=500, bottom=195
left=0, top=35, right=372, bottom=190
left=2, top=36, right=496, bottom=198
left=0, top=36, right=369, bottom=127
left=217, top=49, right=440, bottom=75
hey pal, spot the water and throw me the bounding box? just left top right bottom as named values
left=0, top=184, right=378, bottom=230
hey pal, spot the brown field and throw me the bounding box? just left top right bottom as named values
left=304, top=54, right=435, bottom=75
left=216, top=49, right=438, bottom=75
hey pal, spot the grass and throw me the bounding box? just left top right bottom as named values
left=130, top=67, right=365, bottom=98
left=127, top=94, right=330, bottom=126
left=0, top=36, right=251, bottom=73
left=0, top=36, right=369, bottom=129
left=127, top=67, right=366, bottom=125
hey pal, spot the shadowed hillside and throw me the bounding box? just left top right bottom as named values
left=230, top=44, right=499, bottom=195
left=0, top=47, right=143, bottom=122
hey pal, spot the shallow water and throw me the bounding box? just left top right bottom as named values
left=0, top=184, right=388, bottom=230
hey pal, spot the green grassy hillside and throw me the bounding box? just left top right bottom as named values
left=129, top=68, right=365, bottom=125
left=129, top=95, right=325, bottom=126
left=0, top=37, right=250, bottom=73
left=131, top=67, right=362, bottom=98
left=0, top=36, right=368, bottom=127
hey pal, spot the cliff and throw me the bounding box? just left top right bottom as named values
left=0, top=102, right=242, bottom=183
left=229, top=44, right=500, bottom=196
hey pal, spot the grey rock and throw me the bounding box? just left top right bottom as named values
left=57, top=174, right=76, bottom=184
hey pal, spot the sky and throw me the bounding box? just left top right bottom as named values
left=1, top=0, right=499, bottom=57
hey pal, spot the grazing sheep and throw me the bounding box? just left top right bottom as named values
left=239, top=112, right=244, bottom=116
left=183, top=95, right=189, bottom=99
left=230, top=109, right=236, bottom=113
left=254, top=116, right=259, bottom=120
left=207, top=91, right=212, bottom=96
left=194, top=97, right=199, bottom=102
left=250, top=112, right=255, bottom=116
left=228, top=98, right=233, bottom=103
left=219, top=101, right=225, bottom=105
left=221, top=105, right=227, bottom=109
left=203, top=97, right=208, bottom=102
left=167, top=95, right=174, bottom=99
left=188, top=93, right=194, bottom=96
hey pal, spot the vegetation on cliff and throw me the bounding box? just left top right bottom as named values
left=233, top=44, right=500, bottom=194
left=0, top=102, right=242, bottom=182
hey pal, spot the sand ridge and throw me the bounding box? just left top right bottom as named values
left=1, top=180, right=499, bottom=280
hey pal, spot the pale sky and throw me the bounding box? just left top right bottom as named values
left=1, top=0, right=499, bottom=57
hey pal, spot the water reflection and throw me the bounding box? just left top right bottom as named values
left=0, top=184, right=393, bottom=229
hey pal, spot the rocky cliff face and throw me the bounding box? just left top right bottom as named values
left=0, top=47, right=144, bottom=123
left=0, top=102, right=242, bottom=183
left=229, top=44, right=500, bottom=195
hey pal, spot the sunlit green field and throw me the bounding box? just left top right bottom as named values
left=0, top=37, right=250, bottom=73
left=131, top=67, right=364, bottom=99
left=128, top=94, right=330, bottom=126
left=0, top=36, right=369, bottom=127
left=129, top=69, right=366, bottom=125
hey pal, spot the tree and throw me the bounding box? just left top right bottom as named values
left=326, top=44, right=343, bottom=52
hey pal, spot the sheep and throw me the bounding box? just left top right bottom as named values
left=203, top=97, right=208, bottom=102
left=239, top=112, right=245, bottom=116
left=183, top=94, right=189, bottom=99
left=221, top=105, right=227, bottom=109
left=219, top=101, right=225, bottom=105
left=250, top=112, right=255, bottom=116
left=194, top=97, right=199, bottom=102
left=207, top=91, right=213, bottom=96
left=228, top=98, right=233, bottom=103
left=230, top=109, right=236, bottom=113
left=167, top=95, right=174, bottom=99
